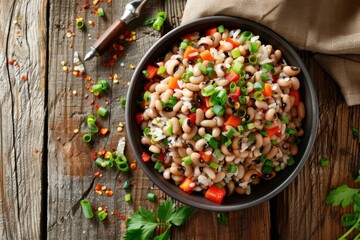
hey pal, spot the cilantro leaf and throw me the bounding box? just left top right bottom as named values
left=325, top=184, right=360, bottom=208
left=169, top=205, right=196, bottom=226
left=153, top=226, right=171, bottom=240
left=126, top=207, right=159, bottom=240
left=157, top=200, right=175, bottom=223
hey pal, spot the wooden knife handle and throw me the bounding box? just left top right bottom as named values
left=92, top=19, right=127, bottom=56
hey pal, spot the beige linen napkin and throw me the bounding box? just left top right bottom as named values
left=181, top=0, right=360, bottom=106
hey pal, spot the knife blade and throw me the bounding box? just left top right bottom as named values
left=84, top=0, right=148, bottom=61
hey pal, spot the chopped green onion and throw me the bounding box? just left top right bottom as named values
left=142, top=70, right=149, bottom=77
left=154, top=161, right=162, bottom=171
left=144, top=127, right=151, bottom=135
left=223, top=127, right=236, bottom=139
left=231, top=48, right=241, bottom=59
left=125, top=193, right=132, bottom=202
left=76, top=18, right=85, bottom=29
left=123, top=180, right=131, bottom=189
left=248, top=133, right=255, bottom=142
left=87, top=122, right=98, bottom=133
left=92, top=83, right=103, bottom=93
left=254, top=91, right=265, bottom=101
left=238, top=79, right=245, bottom=87
left=217, top=212, right=228, bottom=225
left=180, top=39, right=190, bottom=50
left=144, top=18, right=156, bottom=26
left=82, top=133, right=92, bottom=143
left=238, top=125, right=245, bottom=132
left=162, top=138, right=168, bottom=146
left=97, top=80, right=109, bottom=90
left=167, top=96, right=177, bottom=107
left=320, top=157, right=330, bottom=167
left=120, top=97, right=126, bottom=108
left=214, top=148, right=222, bottom=159
left=261, top=72, right=268, bottom=81
left=97, top=7, right=105, bottom=17
left=106, top=160, right=113, bottom=168
left=197, top=58, right=203, bottom=63
left=239, top=31, right=252, bottom=43
left=247, top=123, right=255, bottom=130
left=147, top=193, right=157, bottom=202
left=152, top=153, right=159, bottom=159
left=157, top=65, right=166, bottom=75
left=182, top=156, right=193, bottom=166
left=287, top=155, right=295, bottom=166
left=259, top=130, right=268, bottom=136
left=218, top=25, right=225, bottom=34
left=211, top=105, right=225, bottom=116
left=262, top=164, right=272, bottom=174
left=249, top=41, right=259, bottom=53
left=198, top=63, right=208, bottom=75
left=157, top=11, right=167, bottom=19
left=97, top=210, right=107, bottom=220
left=224, top=138, right=232, bottom=147
left=232, top=60, right=243, bottom=75
left=260, top=155, right=267, bottom=163
left=292, top=138, right=301, bottom=144
left=241, top=86, right=247, bottom=96
left=209, top=162, right=219, bottom=170
left=265, top=121, right=273, bottom=126
left=86, top=114, right=96, bottom=124
left=80, top=199, right=94, bottom=219
left=254, top=81, right=265, bottom=91
left=193, top=134, right=201, bottom=141
left=229, top=82, right=237, bottom=93
left=239, top=96, right=246, bottom=104
left=204, top=134, right=219, bottom=148
left=153, top=17, right=165, bottom=31
left=179, top=119, right=183, bottom=126
left=97, top=107, right=108, bottom=117
left=248, top=55, right=258, bottom=65
left=207, top=67, right=215, bottom=77
left=286, top=128, right=297, bottom=135
left=262, top=64, right=275, bottom=74
left=271, top=140, right=277, bottom=146
left=217, top=89, right=228, bottom=105
left=275, top=165, right=281, bottom=172
left=201, top=85, right=215, bottom=97
left=143, top=91, right=151, bottom=102
left=95, top=157, right=107, bottom=167
left=207, top=62, right=214, bottom=68
left=281, top=116, right=289, bottom=123
left=228, top=164, right=237, bottom=173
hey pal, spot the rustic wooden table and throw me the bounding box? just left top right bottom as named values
left=1, top=0, right=360, bottom=239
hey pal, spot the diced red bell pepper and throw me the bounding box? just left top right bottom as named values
left=179, top=178, right=195, bottom=193
left=205, top=27, right=218, bottom=36
left=189, top=113, right=196, bottom=126
left=181, top=33, right=198, bottom=41
left=136, top=113, right=143, bottom=124
left=141, top=152, right=151, bottom=162
left=144, top=81, right=153, bottom=91
left=289, top=89, right=300, bottom=106
left=225, top=70, right=240, bottom=83
left=200, top=151, right=212, bottom=163
left=267, top=126, right=281, bottom=137
left=168, top=77, right=180, bottom=90
left=145, top=65, right=158, bottom=80
left=225, top=38, right=238, bottom=48
left=199, top=50, right=214, bottom=62
left=263, top=84, right=272, bottom=97
left=158, top=153, right=165, bottom=163
left=229, top=87, right=241, bottom=99
left=272, top=73, right=279, bottom=82
left=184, top=46, right=199, bottom=59
left=224, top=115, right=241, bottom=128
left=205, top=185, right=226, bottom=204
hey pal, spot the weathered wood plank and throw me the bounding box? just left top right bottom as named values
left=0, top=0, right=47, bottom=239
left=47, top=0, right=163, bottom=239
left=275, top=52, right=360, bottom=239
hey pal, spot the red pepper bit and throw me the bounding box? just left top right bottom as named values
left=105, top=189, right=113, bottom=197
left=91, top=151, right=97, bottom=160
left=104, top=99, right=109, bottom=105
left=94, top=104, right=100, bottom=110
left=95, top=183, right=102, bottom=191
left=8, top=59, right=16, bottom=65
left=98, top=149, right=106, bottom=156
left=94, top=171, right=100, bottom=178
left=21, top=75, right=28, bottom=81
left=34, top=148, right=39, bottom=153
left=100, top=128, right=109, bottom=135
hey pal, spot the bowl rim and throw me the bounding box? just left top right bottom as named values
left=126, top=16, right=319, bottom=211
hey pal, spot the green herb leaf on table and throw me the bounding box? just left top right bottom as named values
left=355, top=170, right=360, bottom=183
left=126, top=207, right=159, bottom=240
left=353, top=127, right=359, bottom=141
left=168, top=205, right=196, bottom=226
left=153, top=226, right=171, bottom=240
left=157, top=200, right=175, bottom=223
left=325, top=184, right=360, bottom=208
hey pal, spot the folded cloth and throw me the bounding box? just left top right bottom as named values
left=181, top=0, right=360, bottom=106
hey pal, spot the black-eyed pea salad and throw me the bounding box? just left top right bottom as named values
left=136, top=25, right=304, bottom=204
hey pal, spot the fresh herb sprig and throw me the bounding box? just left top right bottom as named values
left=325, top=171, right=360, bottom=239
left=124, top=200, right=196, bottom=240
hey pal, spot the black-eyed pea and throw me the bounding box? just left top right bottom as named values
left=172, top=156, right=182, bottom=165
left=155, top=99, right=163, bottom=111
left=274, top=50, right=282, bottom=62
left=215, top=78, right=229, bottom=86
left=227, top=181, right=235, bottom=196
left=161, top=89, right=173, bottom=103
left=180, top=105, right=189, bottom=115
left=149, top=82, right=158, bottom=92
left=274, top=65, right=282, bottom=75
left=236, top=165, right=245, bottom=179
left=212, top=127, right=221, bottom=138
left=214, top=64, right=225, bottom=77
left=195, top=138, right=207, bottom=151
left=205, top=108, right=215, bottom=118
left=266, top=146, right=279, bottom=160
left=182, top=126, right=197, bottom=140
left=201, top=120, right=217, bottom=128
left=252, top=177, right=260, bottom=185
left=262, top=136, right=271, bottom=147
left=195, top=108, right=204, bottom=125
left=277, top=78, right=292, bottom=88
left=298, top=101, right=305, bottom=119
left=165, top=59, right=180, bottom=75
left=247, top=107, right=255, bottom=120
left=225, top=107, right=233, bottom=115
left=255, top=100, right=268, bottom=110
left=186, top=147, right=193, bottom=156
left=243, top=169, right=261, bottom=181
left=290, top=106, right=298, bottom=118
left=149, top=92, right=159, bottom=108
left=185, top=83, right=201, bottom=92
left=290, top=144, right=298, bottom=155
left=212, top=32, right=221, bottom=47
left=225, top=155, right=236, bottom=163
left=263, top=171, right=276, bottom=180
left=265, top=108, right=276, bottom=121
left=140, top=121, right=148, bottom=130
left=221, top=144, right=233, bottom=156
left=182, top=164, right=194, bottom=177
left=283, top=66, right=301, bottom=76
left=235, top=186, right=247, bottom=195
left=190, top=75, right=204, bottom=84
left=171, top=117, right=181, bottom=135
left=265, top=44, right=273, bottom=55
left=163, top=168, right=171, bottom=180
left=149, top=145, right=161, bottom=154
left=193, top=63, right=202, bottom=76
left=231, top=137, right=241, bottom=150
left=182, top=88, right=193, bottom=98
left=198, top=36, right=213, bottom=47
left=214, top=171, right=226, bottom=183
left=141, top=137, right=151, bottom=145
left=282, top=94, right=292, bottom=112
left=155, top=83, right=168, bottom=94
left=160, top=110, right=176, bottom=118
left=245, top=65, right=256, bottom=74
left=172, top=100, right=183, bottom=113
left=182, top=118, right=192, bottom=134
left=290, top=77, right=300, bottom=90
left=254, top=134, right=264, bottom=148
left=191, top=152, right=206, bottom=167
left=221, top=41, right=233, bottom=51
left=170, top=163, right=184, bottom=176
left=238, top=150, right=249, bottom=158
left=203, top=167, right=216, bottom=180
left=178, top=147, right=187, bottom=158
left=171, top=175, right=184, bottom=182
left=262, top=143, right=272, bottom=154
left=295, top=129, right=304, bottom=137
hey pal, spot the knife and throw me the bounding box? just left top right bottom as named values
left=84, top=0, right=148, bottom=61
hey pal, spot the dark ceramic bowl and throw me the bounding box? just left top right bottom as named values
left=126, top=16, right=318, bottom=211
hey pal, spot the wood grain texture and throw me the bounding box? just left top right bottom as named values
left=0, top=0, right=47, bottom=239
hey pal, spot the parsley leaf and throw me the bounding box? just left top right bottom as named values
left=355, top=170, right=360, bottom=183
left=124, top=228, right=143, bottom=240
left=153, top=226, right=171, bottom=240
left=353, top=127, right=359, bottom=141
left=125, top=207, right=158, bottom=240
left=169, top=205, right=196, bottom=226
left=325, top=184, right=360, bottom=208
left=157, top=200, right=175, bottom=223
